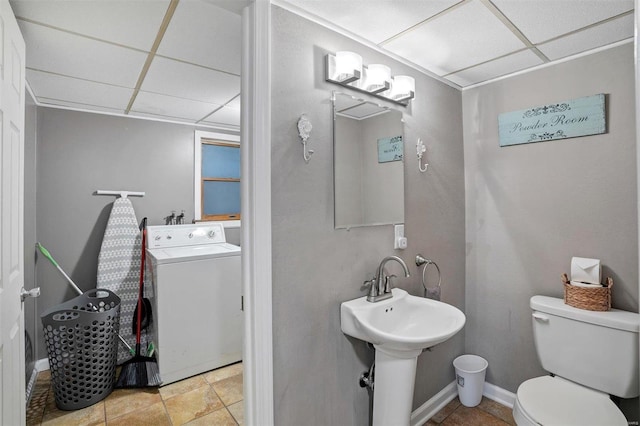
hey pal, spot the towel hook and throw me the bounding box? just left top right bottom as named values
left=298, top=114, right=314, bottom=163
left=417, top=138, right=428, bottom=173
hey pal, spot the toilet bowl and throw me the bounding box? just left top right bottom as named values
left=513, top=376, right=627, bottom=426
left=513, top=296, right=639, bottom=426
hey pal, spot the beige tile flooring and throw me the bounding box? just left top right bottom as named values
left=424, top=396, right=516, bottom=426
left=26, top=362, right=513, bottom=426
left=26, top=362, right=244, bottom=426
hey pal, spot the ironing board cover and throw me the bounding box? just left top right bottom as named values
left=96, top=197, right=151, bottom=364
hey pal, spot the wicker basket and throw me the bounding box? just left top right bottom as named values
left=561, top=273, right=612, bottom=311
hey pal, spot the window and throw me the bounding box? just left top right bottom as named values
left=194, top=131, right=241, bottom=221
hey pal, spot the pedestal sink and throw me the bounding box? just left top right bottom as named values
left=341, top=288, right=465, bottom=426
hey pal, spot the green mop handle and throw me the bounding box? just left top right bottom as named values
left=36, top=242, right=135, bottom=355
left=36, top=243, right=83, bottom=295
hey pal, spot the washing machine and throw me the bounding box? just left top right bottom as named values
left=146, top=223, right=242, bottom=385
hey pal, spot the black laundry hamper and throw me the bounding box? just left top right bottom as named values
left=41, top=289, right=120, bottom=410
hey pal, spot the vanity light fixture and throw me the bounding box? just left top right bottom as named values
left=325, top=52, right=415, bottom=106
left=363, top=64, right=391, bottom=94
left=329, top=51, right=362, bottom=84
left=388, top=75, right=415, bottom=102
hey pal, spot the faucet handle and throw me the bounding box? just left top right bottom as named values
left=363, top=277, right=377, bottom=298
left=384, top=275, right=397, bottom=294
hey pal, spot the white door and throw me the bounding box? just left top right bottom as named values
left=0, top=0, right=25, bottom=424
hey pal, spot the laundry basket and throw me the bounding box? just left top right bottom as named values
left=41, top=289, right=121, bottom=410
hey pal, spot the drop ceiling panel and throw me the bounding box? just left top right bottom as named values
left=202, top=0, right=250, bottom=15
left=18, top=21, right=146, bottom=88
left=284, top=0, right=460, bottom=44
left=492, top=0, right=633, bottom=44
left=384, top=0, right=526, bottom=76
left=537, top=14, right=634, bottom=61
left=201, top=106, right=240, bottom=126
left=226, top=95, right=240, bottom=109
left=157, top=0, right=242, bottom=74
left=26, top=69, right=134, bottom=110
left=127, top=111, right=197, bottom=124
left=10, top=0, right=169, bottom=51
left=38, top=98, right=125, bottom=115
left=132, top=91, right=222, bottom=121
left=446, top=49, right=543, bottom=87
left=141, top=56, right=240, bottom=105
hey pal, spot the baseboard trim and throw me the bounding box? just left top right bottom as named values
left=35, top=358, right=49, bottom=372
left=482, top=382, right=516, bottom=408
left=410, top=381, right=516, bottom=425
left=410, top=381, right=458, bottom=426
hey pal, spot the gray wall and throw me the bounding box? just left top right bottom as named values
left=463, top=42, right=638, bottom=410
left=271, top=6, right=465, bottom=425
left=34, top=108, right=216, bottom=359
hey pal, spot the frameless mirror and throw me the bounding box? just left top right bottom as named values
left=333, top=92, right=404, bottom=229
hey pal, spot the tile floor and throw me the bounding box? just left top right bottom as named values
left=26, top=362, right=244, bottom=426
left=26, top=362, right=513, bottom=426
left=424, top=396, right=516, bottom=426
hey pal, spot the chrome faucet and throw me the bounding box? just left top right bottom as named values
left=366, top=256, right=410, bottom=303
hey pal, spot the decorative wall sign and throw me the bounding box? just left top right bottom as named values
left=377, top=135, right=403, bottom=163
left=498, top=94, right=606, bottom=147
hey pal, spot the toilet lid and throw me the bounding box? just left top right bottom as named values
left=516, top=376, right=627, bottom=426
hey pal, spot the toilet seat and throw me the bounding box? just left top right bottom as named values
left=513, top=376, right=627, bottom=426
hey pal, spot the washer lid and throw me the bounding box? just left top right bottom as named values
left=147, top=243, right=241, bottom=264
left=517, top=376, right=627, bottom=426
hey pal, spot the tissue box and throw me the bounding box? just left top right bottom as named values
left=561, top=273, right=612, bottom=311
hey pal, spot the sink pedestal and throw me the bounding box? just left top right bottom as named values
left=373, top=347, right=422, bottom=426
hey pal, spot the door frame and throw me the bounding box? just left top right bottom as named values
left=242, top=1, right=274, bottom=424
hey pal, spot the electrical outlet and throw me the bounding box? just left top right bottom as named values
left=394, top=224, right=407, bottom=249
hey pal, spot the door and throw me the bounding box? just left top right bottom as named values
left=0, top=0, right=25, bottom=424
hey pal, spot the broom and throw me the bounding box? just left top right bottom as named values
left=115, top=219, right=161, bottom=387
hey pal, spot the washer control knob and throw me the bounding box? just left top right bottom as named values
left=155, top=235, right=161, bottom=241
left=208, top=230, right=216, bottom=238
left=189, top=233, right=194, bottom=238
left=167, top=235, right=172, bottom=240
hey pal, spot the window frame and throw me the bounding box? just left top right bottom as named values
left=194, top=130, right=241, bottom=222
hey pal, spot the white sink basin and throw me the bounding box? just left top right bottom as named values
left=341, top=288, right=466, bottom=355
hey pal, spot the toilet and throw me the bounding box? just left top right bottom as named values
left=513, top=295, right=639, bottom=426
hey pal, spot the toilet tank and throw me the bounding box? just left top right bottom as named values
left=530, top=295, right=639, bottom=398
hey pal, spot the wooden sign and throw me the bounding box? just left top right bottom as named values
left=498, top=94, right=606, bottom=147
left=377, top=135, right=403, bottom=163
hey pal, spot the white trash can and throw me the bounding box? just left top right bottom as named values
left=453, top=354, right=488, bottom=407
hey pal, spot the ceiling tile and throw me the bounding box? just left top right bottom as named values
left=446, top=49, right=543, bottom=87
left=141, top=56, right=240, bottom=105
left=226, top=95, right=241, bottom=109
left=127, top=111, right=197, bottom=124
left=38, top=98, right=125, bottom=115
left=202, top=106, right=240, bottom=127
left=18, top=21, right=146, bottom=87
left=284, top=0, right=460, bottom=44
left=384, top=0, right=526, bottom=76
left=157, top=0, right=241, bottom=74
left=537, top=14, right=634, bottom=61
left=10, top=0, right=169, bottom=51
left=27, top=69, right=134, bottom=110
left=492, top=0, right=633, bottom=44
left=132, top=91, right=222, bottom=121
left=201, top=0, right=250, bottom=15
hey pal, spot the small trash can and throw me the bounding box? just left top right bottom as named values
left=41, top=289, right=120, bottom=410
left=453, top=354, right=488, bottom=407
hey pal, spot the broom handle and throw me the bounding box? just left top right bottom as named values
left=135, top=227, right=146, bottom=352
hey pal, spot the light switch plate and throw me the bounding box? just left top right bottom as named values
left=394, top=224, right=405, bottom=249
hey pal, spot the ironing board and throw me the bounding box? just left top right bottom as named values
left=96, top=197, right=149, bottom=364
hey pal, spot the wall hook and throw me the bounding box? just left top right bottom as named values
left=298, top=114, right=314, bottom=163
left=417, top=138, right=428, bottom=173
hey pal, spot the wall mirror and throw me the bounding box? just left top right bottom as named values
left=333, top=92, right=404, bottom=229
